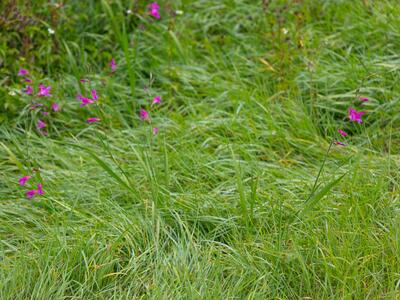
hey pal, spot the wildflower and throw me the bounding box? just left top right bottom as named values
left=140, top=108, right=149, bottom=121
left=24, top=85, right=33, bottom=95
left=91, top=89, right=98, bottom=101
left=42, top=111, right=49, bottom=116
left=348, top=107, right=365, bottom=124
left=152, top=96, right=161, bottom=104
left=359, top=97, right=369, bottom=102
left=281, top=28, right=289, bottom=35
left=48, top=28, right=55, bottom=35
left=37, top=183, right=44, bottom=195
left=51, top=103, right=60, bottom=112
left=110, top=58, right=117, bottom=72
left=153, top=127, right=159, bottom=135
left=26, top=184, right=44, bottom=199
left=77, top=95, right=94, bottom=107
left=175, top=10, right=183, bottom=15
left=18, top=176, right=31, bottom=186
left=18, top=68, right=29, bottom=76
left=37, top=84, right=52, bottom=97
left=25, top=78, right=32, bottom=83
left=87, top=117, right=100, bottom=123
left=80, top=78, right=89, bottom=83
left=148, top=2, right=161, bottom=19
left=26, top=189, right=38, bottom=199
left=127, top=9, right=133, bottom=15
left=334, top=141, right=346, bottom=146
left=338, top=129, right=348, bottom=137
left=8, top=90, right=16, bottom=96
left=37, top=120, right=46, bottom=129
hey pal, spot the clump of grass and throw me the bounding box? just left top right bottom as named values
left=0, top=1, right=400, bottom=299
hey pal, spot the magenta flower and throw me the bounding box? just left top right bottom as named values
left=26, top=189, right=38, bottom=199
left=42, top=111, right=49, bottom=116
left=25, top=78, right=32, bottom=83
left=51, top=103, right=60, bottom=112
left=18, top=176, right=31, bottom=186
left=26, top=184, right=44, bottom=199
left=110, top=58, right=117, bottom=72
left=91, top=89, right=98, bottom=101
left=334, top=141, right=346, bottom=146
left=87, top=117, right=100, bottom=123
left=338, top=129, right=348, bottom=137
left=37, top=120, right=46, bottom=129
left=77, top=95, right=94, bottom=107
left=24, top=85, right=33, bottom=95
left=37, top=183, right=44, bottom=195
left=153, top=96, right=161, bottom=104
left=80, top=78, right=89, bottom=83
left=360, top=97, right=369, bottom=102
left=153, top=127, right=159, bottom=135
left=18, top=68, right=29, bottom=76
left=148, top=2, right=161, bottom=19
left=37, top=84, right=52, bottom=97
left=140, top=108, right=149, bottom=121
left=348, top=107, right=365, bottom=123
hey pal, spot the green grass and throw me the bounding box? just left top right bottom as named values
left=1, top=0, right=400, bottom=299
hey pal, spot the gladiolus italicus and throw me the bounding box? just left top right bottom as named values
left=18, top=176, right=31, bottom=186
left=87, top=117, right=100, bottom=123
left=24, top=85, right=33, bottom=95
left=338, top=129, right=348, bottom=137
left=153, top=96, right=161, bottom=104
left=148, top=2, right=161, bottom=19
left=153, top=127, right=159, bottom=135
left=37, top=120, right=46, bottom=129
left=51, top=103, right=60, bottom=112
left=140, top=108, right=149, bottom=121
left=348, top=107, right=365, bottom=124
left=91, top=89, right=98, bottom=101
left=110, top=59, right=117, bottom=72
left=18, top=68, right=29, bottom=76
left=37, top=84, right=52, bottom=97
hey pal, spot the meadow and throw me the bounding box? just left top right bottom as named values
left=0, top=0, right=399, bottom=299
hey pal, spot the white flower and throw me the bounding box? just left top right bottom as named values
left=175, top=10, right=183, bottom=15
left=48, top=28, right=55, bottom=35
left=282, top=28, right=288, bottom=35
left=8, top=90, right=16, bottom=96
left=126, top=9, right=132, bottom=15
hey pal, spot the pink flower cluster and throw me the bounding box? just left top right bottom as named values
left=18, top=175, right=44, bottom=199
left=335, top=96, right=368, bottom=146
left=139, top=95, right=161, bottom=135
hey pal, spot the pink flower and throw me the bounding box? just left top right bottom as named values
left=338, top=129, right=348, bottom=137
left=25, top=78, right=32, bottom=83
left=80, top=78, right=89, bottom=83
left=348, top=107, right=365, bottom=124
left=153, top=127, right=159, bottom=135
left=91, top=89, right=98, bottom=101
left=148, top=2, right=161, bottom=19
left=26, top=189, right=38, bottom=199
left=37, top=84, right=52, bottom=97
left=24, top=85, right=33, bottom=95
left=30, top=103, right=44, bottom=110
left=140, top=108, right=149, bottom=121
left=77, top=95, right=94, bottom=107
left=37, top=120, right=46, bottom=129
left=51, top=103, right=60, bottom=112
left=37, top=183, right=44, bottom=195
left=42, top=111, right=49, bottom=116
left=110, top=58, right=117, bottom=72
left=334, top=141, right=346, bottom=146
left=360, top=97, right=369, bottom=102
left=18, top=68, right=29, bottom=76
left=153, top=96, right=161, bottom=104
left=18, top=175, right=31, bottom=186
left=87, top=117, right=100, bottom=123
left=26, top=184, right=44, bottom=199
